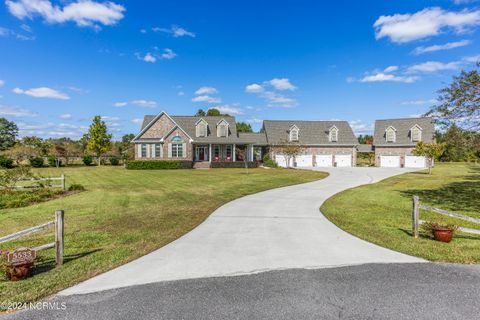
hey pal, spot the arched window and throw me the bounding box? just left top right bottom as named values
left=171, top=136, right=184, bottom=157
left=289, top=125, right=299, bottom=141
left=329, top=126, right=338, bottom=142
left=217, top=120, right=229, bottom=137
left=386, top=127, right=396, bottom=143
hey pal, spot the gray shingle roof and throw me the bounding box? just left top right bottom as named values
left=373, top=117, right=435, bottom=146
left=262, top=120, right=357, bottom=145
left=357, top=144, right=374, bottom=153
left=237, top=132, right=268, bottom=145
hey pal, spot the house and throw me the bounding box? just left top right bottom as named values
left=131, top=111, right=267, bottom=166
left=373, top=117, right=435, bottom=168
left=262, top=120, right=358, bottom=167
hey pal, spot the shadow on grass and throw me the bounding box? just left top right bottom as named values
left=401, top=166, right=480, bottom=213
left=30, top=249, right=101, bottom=277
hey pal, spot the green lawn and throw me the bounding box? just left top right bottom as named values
left=0, top=167, right=327, bottom=305
left=321, top=163, right=480, bottom=263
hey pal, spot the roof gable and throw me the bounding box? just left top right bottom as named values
left=374, top=117, right=434, bottom=146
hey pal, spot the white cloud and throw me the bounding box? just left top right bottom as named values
left=262, top=91, right=297, bottom=108
left=245, top=83, right=264, bottom=93
left=349, top=120, right=374, bottom=135
left=192, top=95, right=221, bottom=104
left=152, top=25, right=195, bottom=38
left=0, top=105, right=37, bottom=117
left=246, top=118, right=263, bottom=124
left=136, top=49, right=176, bottom=62
left=360, top=72, right=418, bottom=83
left=383, top=65, right=399, bottom=73
left=59, top=113, right=72, bottom=119
left=12, top=87, right=70, bottom=100
left=407, top=61, right=460, bottom=73
left=6, top=0, right=125, bottom=29
left=131, top=118, right=143, bottom=124
left=268, top=78, right=297, bottom=91
left=131, top=100, right=157, bottom=108
left=0, top=80, right=4, bottom=87
left=464, top=54, right=480, bottom=62
left=113, top=101, right=127, bottom=107
left=401, top=99, right=437, bottom=105
left=142, top=53, right=156, bottom=63
left=159, top=48, right=176, bottom=60
left=374, top=7, right=480, bottom=43
left=195, top=86, right=218, bottom=95
left=412, top=39, right=472, bottom=55
left=212, top=105, right=243, bottom=115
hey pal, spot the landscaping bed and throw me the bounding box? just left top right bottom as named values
left=321, top=163, right=480, bottom=263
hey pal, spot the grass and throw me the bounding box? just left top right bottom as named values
left=0, top=166, right=327, bottom=305
left=0, top=189, right=72, bottom=209
left=321, top=163, right=480, bottom=264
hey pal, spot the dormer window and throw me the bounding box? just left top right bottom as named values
left=411, top=125, right=422, bottom=142
left=386, top=126, right=396, bottom=143
left=329, top=126, right=339, bottom=142
left=196, top=119, right=208, bottom=137
left=289, top=125, right=299, bottom=142
left=217, top=119, right=229, bottom=137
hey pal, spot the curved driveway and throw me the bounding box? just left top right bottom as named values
left=61, top=167, right=424, bottom=296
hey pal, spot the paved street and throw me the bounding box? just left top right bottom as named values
left=4, top=263, right=480, bottom=320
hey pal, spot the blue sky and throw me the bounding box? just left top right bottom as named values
left=0, top=0, right=479, bottom=139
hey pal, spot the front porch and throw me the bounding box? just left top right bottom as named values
left=193, top=144, right=262, bottom=163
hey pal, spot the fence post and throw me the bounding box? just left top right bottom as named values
left=55, top=210, right=64, bottom=266
left=60, top=174, right=65, bottom=191
left=412, top=196, right=419, bottom=238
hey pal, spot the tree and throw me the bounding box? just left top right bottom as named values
left=5, top=143, right=38, bottom=165
left=22, top=136, right=51, bottom=156
left=358, top=134, right=373, bottom=144
left=235, top=147, right=250, bottom=174
left=427, top=63, right=480, bottom=131
left=436, top=125, right=479, bottom=162
left=413, top=142, right=445, bottom=174
left=49, top=143, right=67, bottom=168
left=236, top=122, right=253, bottom=133
left=206, top=108, right=221, bottom=116
left=86, top=116, right=112, bottom=165
left=120, top=133, right=135, bottom=160
left=63, top=140, right=81, bottom=165
left=271, top=141, right=304, bottom=168
left=0, top=118, right=18, bottom=151
left=195, top=109, right=206, bottom=116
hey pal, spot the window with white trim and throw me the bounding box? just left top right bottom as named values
left=171, top=136, right=183, bottom=158
left=154, top=144, right=162, bottom=158
left=217, top=124, right=228, bottom=137
left=386, top=127, right=396, bottom=143
left=196, top=121, right=207, bottom=137
left=329, top=127, right=338, bottom=142
left=225, top=145, right=232, bottom=160
left=411, top=126, right=422, bottom=142
left=141, top=144, right=147, bottom=158
left=289, top=128, right=299, bottom=141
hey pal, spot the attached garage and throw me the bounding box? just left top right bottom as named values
left=405, top=156, right=426, bottom=168
left=315, top=154, right=333, bottom=167
left=380, top=155, right=401, bottom=168
left=275, top=154, right=293, bottom=168
left=295, top=155, right=313, bottom=167
left=335, top=154, right=352, bottom=167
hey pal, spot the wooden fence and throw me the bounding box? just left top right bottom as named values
left=412, top=196, right=480, bottom=238
left=12, top=174, right=65, bottom=190
left=0, top=210, right=64, bottom=265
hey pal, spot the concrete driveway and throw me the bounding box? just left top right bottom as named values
left=61, top=167, right=424, bottom=296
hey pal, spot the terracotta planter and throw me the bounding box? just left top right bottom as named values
left=5, top=262, right=33, bottom=281
left=432, top=228, right=454, bottom=243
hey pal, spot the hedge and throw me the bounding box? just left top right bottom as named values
left=126, top=160, right=193, bottom=170
left=210, top=161, right=258, bottom=169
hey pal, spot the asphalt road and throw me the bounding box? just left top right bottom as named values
left=4, top=263, right=480, bottom=320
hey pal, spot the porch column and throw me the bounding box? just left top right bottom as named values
left=250, top=144, right=254, bottom=161
left=209, top=144, right=212, bottom=163
left=233, top=144, right=236, bottom=161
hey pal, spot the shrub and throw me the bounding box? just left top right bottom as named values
left=0, top=188, right=64, bottom=209
left=210, top=161, right=258, bottom=169
left=47, top=155, right=62, bottom=167
left=68, top=184, right=85, bottom=191
left=263, top=159, right=278, bottom=168
left=83, top=155, right=93, bottom=166
left=0, top=155, right=14, bottom=169
left=126, top=160, right=193, bottom=170
left=109, top=156, right=120, bottom=166
left=29, top=157, right=44, bottom=168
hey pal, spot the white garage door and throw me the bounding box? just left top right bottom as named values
left=405, top=156, right=426, bottom=168
left=275, top=155, right=293, bottom=168
left=315, top=155, right=333, bottom=167
left=335, top=154, right=352, bottom=167
left=295, top=155, right=313, bottom=167
left=380, top=156, right=401, bottom=168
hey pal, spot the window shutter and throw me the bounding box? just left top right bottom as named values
left=168, top=143, right=172, bottom=158
left=182, top=143, right=186, bottom=157
left=137, top=144, right=141, bottom=158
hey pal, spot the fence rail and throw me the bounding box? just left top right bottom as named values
left=412, top=196, right=480, bottom=238
left=0, top=210, right=64, bottom=265
left=8, top=174, right=65, bottom=190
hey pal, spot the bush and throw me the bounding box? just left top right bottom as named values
left=263, top=159, right=278, bottom=168
left=68, top=184, right=85, bottom=191
left=0, top=188, right=64, bottom=209
left=47, top=155, right=62, bottom=167
left=126, top=160, right=193, bottom=170
left=109, top=156, right=120, bottom=166
left=83, top=155, right=93, bottom=166
left=29, top=157, right=44, bottom=168
left=0, top=155, right=14, bottom=169
left=210, top=161, right=258, bottom=168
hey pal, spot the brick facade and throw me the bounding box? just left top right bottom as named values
left=139, top=114, right=175, bottom=139
left=374, top=146, right=414, bottom=167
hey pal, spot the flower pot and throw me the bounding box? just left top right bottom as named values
left=5, top=262, right=33, bottom=281
left=432, top=228, right=454, bottom=243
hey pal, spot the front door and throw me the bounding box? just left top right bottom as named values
left=196, top=146, right=207, bottom=161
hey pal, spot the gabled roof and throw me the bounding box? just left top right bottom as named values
left=262, top=120, right=357, bottom=145
left=373, top=117, right=435, bottom=146
left=132, top=111, right=193, bottom=142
